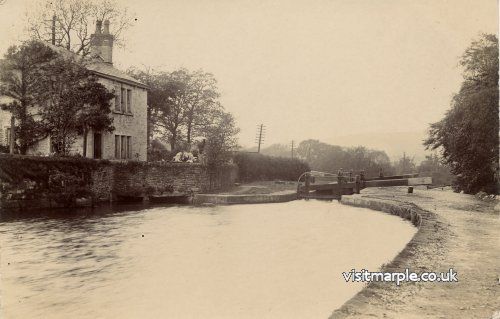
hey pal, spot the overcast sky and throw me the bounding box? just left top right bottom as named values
left=0, top=0, right=498, bottom=156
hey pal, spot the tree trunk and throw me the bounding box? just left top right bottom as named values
left=82, top=127, right=88, bottom=157
left=170, top=136, right=176, bottom=152
left=9, top=116, right=15, bottom=154
left=170, top=126, right=178, bottom=152
left=187, top=121, right=192, bottom=145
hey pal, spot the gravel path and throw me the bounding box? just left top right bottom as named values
left=330, top=187, right=499, bottom=319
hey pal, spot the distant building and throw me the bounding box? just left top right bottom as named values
left=0, top=20, right=148, bottom=161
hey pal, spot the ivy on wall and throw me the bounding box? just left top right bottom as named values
left=0, top=154, right=108, bottom=205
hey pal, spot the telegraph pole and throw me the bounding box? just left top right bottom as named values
left=291, top=140, right=295, bottom=159
left=52, top=15, right=56, bottom=45
left=255, top=124, right=265, bottom=153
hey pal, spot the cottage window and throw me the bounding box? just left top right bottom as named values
left=127, top=136, right=132, bottom=158
left=115, top=135, right=120, bottom=158
left=115, top=89, right=120, bottom=111
left=121, top=135, right=127, bottom=159
left=126, top=89, right=132, bottom=113
left=114, top=135, right=133, bottom=159
left=120, top=88, right=126, bottom=112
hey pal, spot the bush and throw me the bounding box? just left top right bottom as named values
left=234, top=153, right=310, bottom=182
left=0, top=154, right=102, bottom=206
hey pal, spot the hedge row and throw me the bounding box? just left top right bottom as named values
left=233, top=153, right=310, bottom=182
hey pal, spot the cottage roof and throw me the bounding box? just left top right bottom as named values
left=42, top=42, right=148, bottom=89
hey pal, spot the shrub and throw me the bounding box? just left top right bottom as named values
left=0, top=154, right=101, bottom=205
left=234, top=153, right=310, bottom=182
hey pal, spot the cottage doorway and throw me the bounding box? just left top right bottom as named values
left=93, top=133, right=102, bottom=159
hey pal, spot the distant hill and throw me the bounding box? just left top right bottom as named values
left=239, top=131, right=431, bottom=164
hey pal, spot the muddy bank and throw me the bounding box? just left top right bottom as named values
left=330, top=187, right=499, bottom=319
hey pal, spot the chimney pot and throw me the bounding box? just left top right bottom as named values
left=95, top=20, right=102, bottom=33
left=103, top=20, right=110, bottom=34
left=90, top=19, right=113, bottom=64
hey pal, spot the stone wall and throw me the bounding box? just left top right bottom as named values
left=0, top=155, right=237, bottom=210
left=105, top=162, right=237, bottom=200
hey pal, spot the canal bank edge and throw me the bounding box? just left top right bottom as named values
left=330, top=192, right=445, bottom=319
left=193, top=190, right=297, bottom=205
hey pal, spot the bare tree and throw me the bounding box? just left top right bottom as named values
left=26, top=0, right=133, bottom=56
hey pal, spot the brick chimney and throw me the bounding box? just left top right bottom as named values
left=90, top=20, right=114, bottom=64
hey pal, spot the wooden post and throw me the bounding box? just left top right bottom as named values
left=337, top=174, right=343, bottom=197
left=355, top=175, right=361, bottom=194
left=360, top=171, right=366, bottom=190
left=304, top=173, right=310, bottom=198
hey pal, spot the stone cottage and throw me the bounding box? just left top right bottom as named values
left=0, top=20, right=148, bottom=161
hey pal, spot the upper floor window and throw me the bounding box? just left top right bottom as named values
left=126, top=89, right=132, bottom=113
left=114, top=89, right=120, bottom=111
left=120, top=88, right=126, bottom=112
left=114, top=85, right=133, bottom=114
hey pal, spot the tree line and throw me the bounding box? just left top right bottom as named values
left=425, top=34, right=498, bottom=194
left=258, top=140, right=453, bottom=184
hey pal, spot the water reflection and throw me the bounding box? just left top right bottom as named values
left=0, top=201, right=416, bottom=319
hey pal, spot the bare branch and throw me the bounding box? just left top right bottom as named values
left=25, top=0, right=134, bottom=55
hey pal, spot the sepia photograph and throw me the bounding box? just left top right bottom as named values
left=0, top=0, right=498, bottom=318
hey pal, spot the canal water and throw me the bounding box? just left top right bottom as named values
left=0, top=200, right=416, bottom=319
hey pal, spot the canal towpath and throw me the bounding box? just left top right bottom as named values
left=331, top=186, right=499, bottom=319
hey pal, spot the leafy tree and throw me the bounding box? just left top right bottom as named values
left=37, top=53, right=114, bottom=155
left=127, top=68, right=189, bottom=152
left=204, top=111, right=239, bottom=169
left=76, top=80, right=115, bottom=156
left=126, top=67, right=173, bottom=154
left=127, top=67, right=226, bottom=153
left=26, top=0, right=133, bottom=56
left=425, top=34, right=499, bottom=194
left=234, top=153, right=310, bottom=182
left=183, top=70, right=220, bottom=144
left=0, top=41, right=59, bottom=154
left=295, top=139, right=394, bottom=177
left=157, top=70, right=190, bottom=152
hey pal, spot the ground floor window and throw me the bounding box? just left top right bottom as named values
left=127, top=136, right=132, bottom=158
left=115, top=135, right=120, bottom=158
left=115, top=134, right=133, bottom=159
